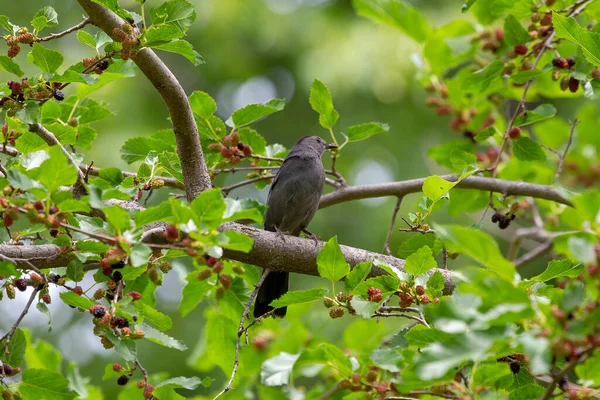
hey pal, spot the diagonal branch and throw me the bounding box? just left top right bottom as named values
left=77, top=0, right=211, bottom=201
left=29, top=123, right=86, bottom=183
left=35, top=17, right=92, bottom=42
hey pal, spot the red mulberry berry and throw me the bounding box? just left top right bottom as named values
left=164, top=224, right=179, bottom=241
left=415, top=285, right=425, bottom=296
left=513, top=44, right=528, bottom=55
left=7, top=45, right=20, bottom=58
left=197, top=269, right=211, bottom=280
left=126, top=291, right=142, bottom=301
left=220, top=147, right=233, bottom=159
left=540, top=13, right=552, bottom=26
left=329, top=307, right=344, bottom=319
left=42, top=293, right=51, bottom=304
left=15, top=278, right=27, bottom=292
left=508, top=127, right=521, bottom=139
left=568, top=77, right=579, bottom=93
left=367, top=287, right=382, bottom=302
left=219, top=274, right=232, bottom=290
left=72, top=286, right=83, bottom=295
left=242, top=145, right=252, bottom=157
left=112, top=363, right=122, bottom=372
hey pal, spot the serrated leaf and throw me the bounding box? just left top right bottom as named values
left=229, top=99, right=285, bottom=128
left=149, top=0, right=196, bottom=34
left=66, top=260, right=84, bottom=282
left=31, top=6, right=58, bottom=32
left=102, top=205, right=131, bottom=232
left=76, top=30, right=96, bottom=48
left=138, top=323, right=186, bottom=350
left=30, top=146, right=78, bottom=193
left=352, top=0, right=432, bottom=43
left=309, top=79, right=339, bottom=129
left=449, top=149, right=476, bottom=171
left=27, top=43, right=64, bottom=74
left=422, top=175, right=455, bottom=201
left=513, top=104, right=556, bottom=127
left=317, top=236, right=350, bottom=282
left=435, top=224, right=515, bottom=281
left=404, top=246, right=437, bottom=276
left=59, top=291, right=94, bottom=310
left=398, top=234, right=442, bottom=258
left=0, top=328, right=26, bottom=367
left=179, top=271, right=210, bottom=317
left=130, top=243, right=151, bottom=268
left=553, top=13, right=600, bottom=66
left=531, top=259, right=584, bottom=282
left=261, top=352, right=300, bottom=386
left=426, top=271, right=444, bottom=298
left=503, top=15, right=529, bottom=46
left=191, top=188, right=226, bottom=229
left=475, top=126, right=497, bottom=143
left=144, top=23, right=183, bottom=45
left=20, top=369, right=75, bottom=400
left=513, top=137, right=546, bottom=162
left=150, top=39, right=203, bottom=65
left=345, top=122, right=389, bottom=142
left=189, top=90, right=216, bottom=119
left=0, top=55, right=24, bottom=77
left=270, top=288, right=324, bottom=308
left=136, top=302, right=172, bottom=331
left=344, top=261, right=372, bottom=292
left=461, top=60, right=504, bottom=93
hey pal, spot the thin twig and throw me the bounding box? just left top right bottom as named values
left=442, top=248, right=448, bottom=270
left=36, top=17, right=91, bottom=42
left=134, top=358, right=150, bottom=395
left=214, top=268, right=271, bottom=399
left=29, top=123, right=86, bottom=183
left=383, top=196, right=403, bottom=255
left=373, top=311, right=428, bottom=326
left=538, top=347, right=595, bottom=400
left=514, top=240, right=553, bottom=268
left=248, top=155, right=284, bottom=162
left=1, top=286, right=41, bottom=379
left=318, top=381, right=342, bottom=400
left=555, top=119, right=577, bottom=181
left=221, top=175, right=274, bottom=195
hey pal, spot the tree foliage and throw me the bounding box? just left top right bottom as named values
left=0, top=0, right=599, bottom=399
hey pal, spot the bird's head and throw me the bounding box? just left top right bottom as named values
left=292, top=136, right=337, bottom=156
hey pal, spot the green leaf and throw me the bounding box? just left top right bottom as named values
left=553, top=13, right=600, bottom=66
left=189, top=91, right=217, bottom=119
left=261, top=352, right=301, bottom=386
left=76, top=30, right=96, bottom=48
left=531, top=259, right=584, bottom=282
left=398, top=233, right=442, bottom=258
left=66, top=260, right=84, bottom=282
left=576, top=354, right=600, bottom=385
left=130, top=243, right=152, bottom=268
left=191, top=188, right=226, bottom=229
left=30, top=146, right=78, bottom=193
left=309, top=79, right=339, bottom=129
left=0, top=55, right=24, bottom=77
left=449, top=149, right=476, bottom=171
left=345, top=122, right=389, bottom=142
left=136, top=302, right=172, bottom=331
left=435, top=224, right=515, bottom=281
left=135, top=202, right=172, bottom=226
left=31, top=6, right=58, bottom=32
left=513, top=104, right=557, bottom=127
left=317, top=236, right=350, bottom=282
left=27, top=43, right=64, bottom=74
left=36, top=303, right=53, bottom=332
left=503, top=15, right=529, bottom=46
left=345, top=261, right=372, bottom=292
left=404, top=246, right=437, bottom=276
left=223, top=197, right=264, bottom=224
left=426, top=271, right=445, bottom=298
left=461, top=60, right=504, bottom=93
left=144, top=23, right=183, bottom=45
left=218, top=230, right=253, bottom=253
left=179, top=272, right=210, bottom=316
left=422, top=175, right=456, bottom=201
left=102, top=205, right=131, bottom=232
left=138, top=323, right=186, bottom=350
left=513, top=137, right=546, bottom=162
left=511, top=68, right=548, bottom=84
left=230, top=99, right=285, bottom=128
left=59, top=291, right=94, bottom=310
left=354, top=276, right=400, bottom=297
left=238, top=127, right=267, bottom=155
left=510, top=384, right=545, bottom=400
left=461, top=0, right=477, bottom=12
left=20, top=369, right=75, bottom=400
left=150, top=39, right=204, bottom=65
left=270, top=288, right=324, bottom=308
left=352, top=0, right=432, bottom=43
left=149, top=0, right=196, bottom=34
left=0, top=328, right=26, bottom=367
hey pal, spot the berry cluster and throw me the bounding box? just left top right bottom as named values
left=563, top=160, right=600, bottom=188
left=112, top=23, right=139, bottom=60
left=336, top=369, right=390, bottom=396
left=1, top=78, right=65, bottom=118
left=367, top=286, right=382, bottom=302
left=82, top=57, right=110, bottom=75
left=491, top=210, right=516, bottom=229
left=4, top=27, right=35, bottom=58
left=398, top=282, right=438, bottom=307
left=207, top=132, right=253, bottom=165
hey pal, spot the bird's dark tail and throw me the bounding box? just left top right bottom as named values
left=253, top=271, right=289, bottom=318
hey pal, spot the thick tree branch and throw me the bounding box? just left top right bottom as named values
left=319, top=175, right=573, bottom=209
left=219, top=222, right=454, bottom=295
left=1, top=223, right=455, bottom=295
left=77, top=0, right=211, bottom=201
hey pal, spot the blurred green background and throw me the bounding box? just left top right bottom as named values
left=0, top=0, right=551, bottom=397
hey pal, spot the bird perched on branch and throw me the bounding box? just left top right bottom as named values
left=254, top=136, right=337, bottom=318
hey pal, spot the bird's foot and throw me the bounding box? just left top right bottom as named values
left=302, top=229, right=321, bottom=246
left=274, top=227, right=287, bottom=242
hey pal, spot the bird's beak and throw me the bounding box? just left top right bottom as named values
left=326, top=143, right=338, bottom=150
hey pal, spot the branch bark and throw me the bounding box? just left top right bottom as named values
left=319, top=175, right=573, bottom=209
left=76, top=0, right=211, bottom=201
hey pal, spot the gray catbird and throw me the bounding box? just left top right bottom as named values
left=253, top=136, right=337, bottom=318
